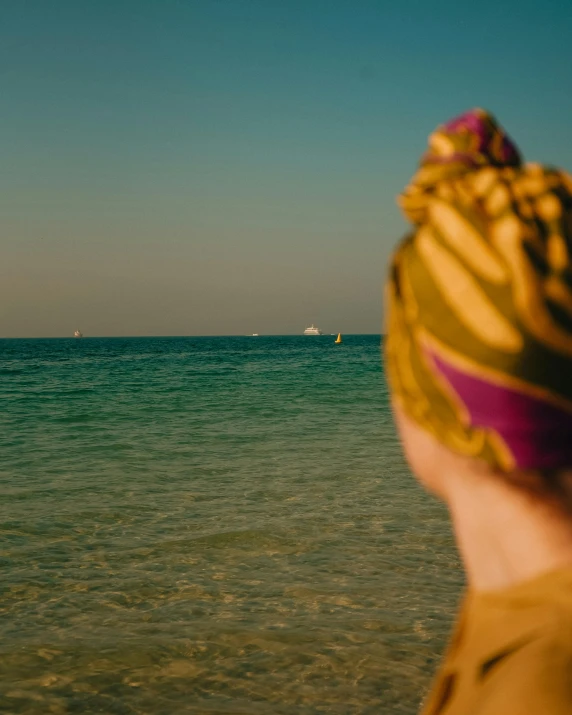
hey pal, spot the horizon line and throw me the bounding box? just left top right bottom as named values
left=0, top=333, right=385, bottom=340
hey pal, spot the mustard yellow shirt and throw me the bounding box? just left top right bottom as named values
left=420, top=568, right=572, bottom=714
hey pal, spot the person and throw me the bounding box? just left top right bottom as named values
left=384, top=108, right=572, bottom=714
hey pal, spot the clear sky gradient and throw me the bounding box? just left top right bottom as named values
left=2, top=0, right=572, bottom=336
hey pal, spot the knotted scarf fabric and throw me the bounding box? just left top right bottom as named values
left=385, top=108, right=572, bottom=471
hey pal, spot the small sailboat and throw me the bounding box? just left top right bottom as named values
left=74, top=329, right=83, bottom=338
left=335, top=333, right=342, bottom=344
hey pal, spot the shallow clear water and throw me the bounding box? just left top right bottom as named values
left=0, top=336, right=463, bottom=714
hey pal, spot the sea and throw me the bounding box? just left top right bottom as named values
left=0, top=335, right=463, bottom=714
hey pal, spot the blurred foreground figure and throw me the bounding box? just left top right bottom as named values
left=385, top=109, right=572, bottom=714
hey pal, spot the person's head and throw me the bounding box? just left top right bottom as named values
left=385, top=109, right=572, bottom=513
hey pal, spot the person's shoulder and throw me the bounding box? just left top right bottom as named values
left=475, top=624, right=572, bottom=714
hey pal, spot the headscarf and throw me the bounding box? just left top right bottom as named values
left=385, top=108, right=572, bottom=472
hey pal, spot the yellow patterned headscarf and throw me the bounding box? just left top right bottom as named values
left=385, top=108, right=572, bottom=472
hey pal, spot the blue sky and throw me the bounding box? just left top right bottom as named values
left=2, top=0, right=572, bottom=336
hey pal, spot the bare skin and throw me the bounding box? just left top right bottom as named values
left=394, top=406, right=572, bottom=592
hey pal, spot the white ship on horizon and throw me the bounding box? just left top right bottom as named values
left=303, top=324, right=323, bottom=335
left=74, top=329, right=83, bottom=338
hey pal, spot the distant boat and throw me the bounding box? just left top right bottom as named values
left=335, top=333, right=342, bottom=344
left=74, top=329, right=83, bottom=338
left=303, top=324, right=323, bottom=335
left=251, top=333, right=259, bottom=336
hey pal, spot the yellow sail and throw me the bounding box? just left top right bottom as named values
left=335, top=333, right=342, bottom=344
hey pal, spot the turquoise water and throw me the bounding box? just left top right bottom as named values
left=0, top=336, right=463, bottom=714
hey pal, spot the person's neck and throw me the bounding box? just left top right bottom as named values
left=444, top=464, right=572, bottom=593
